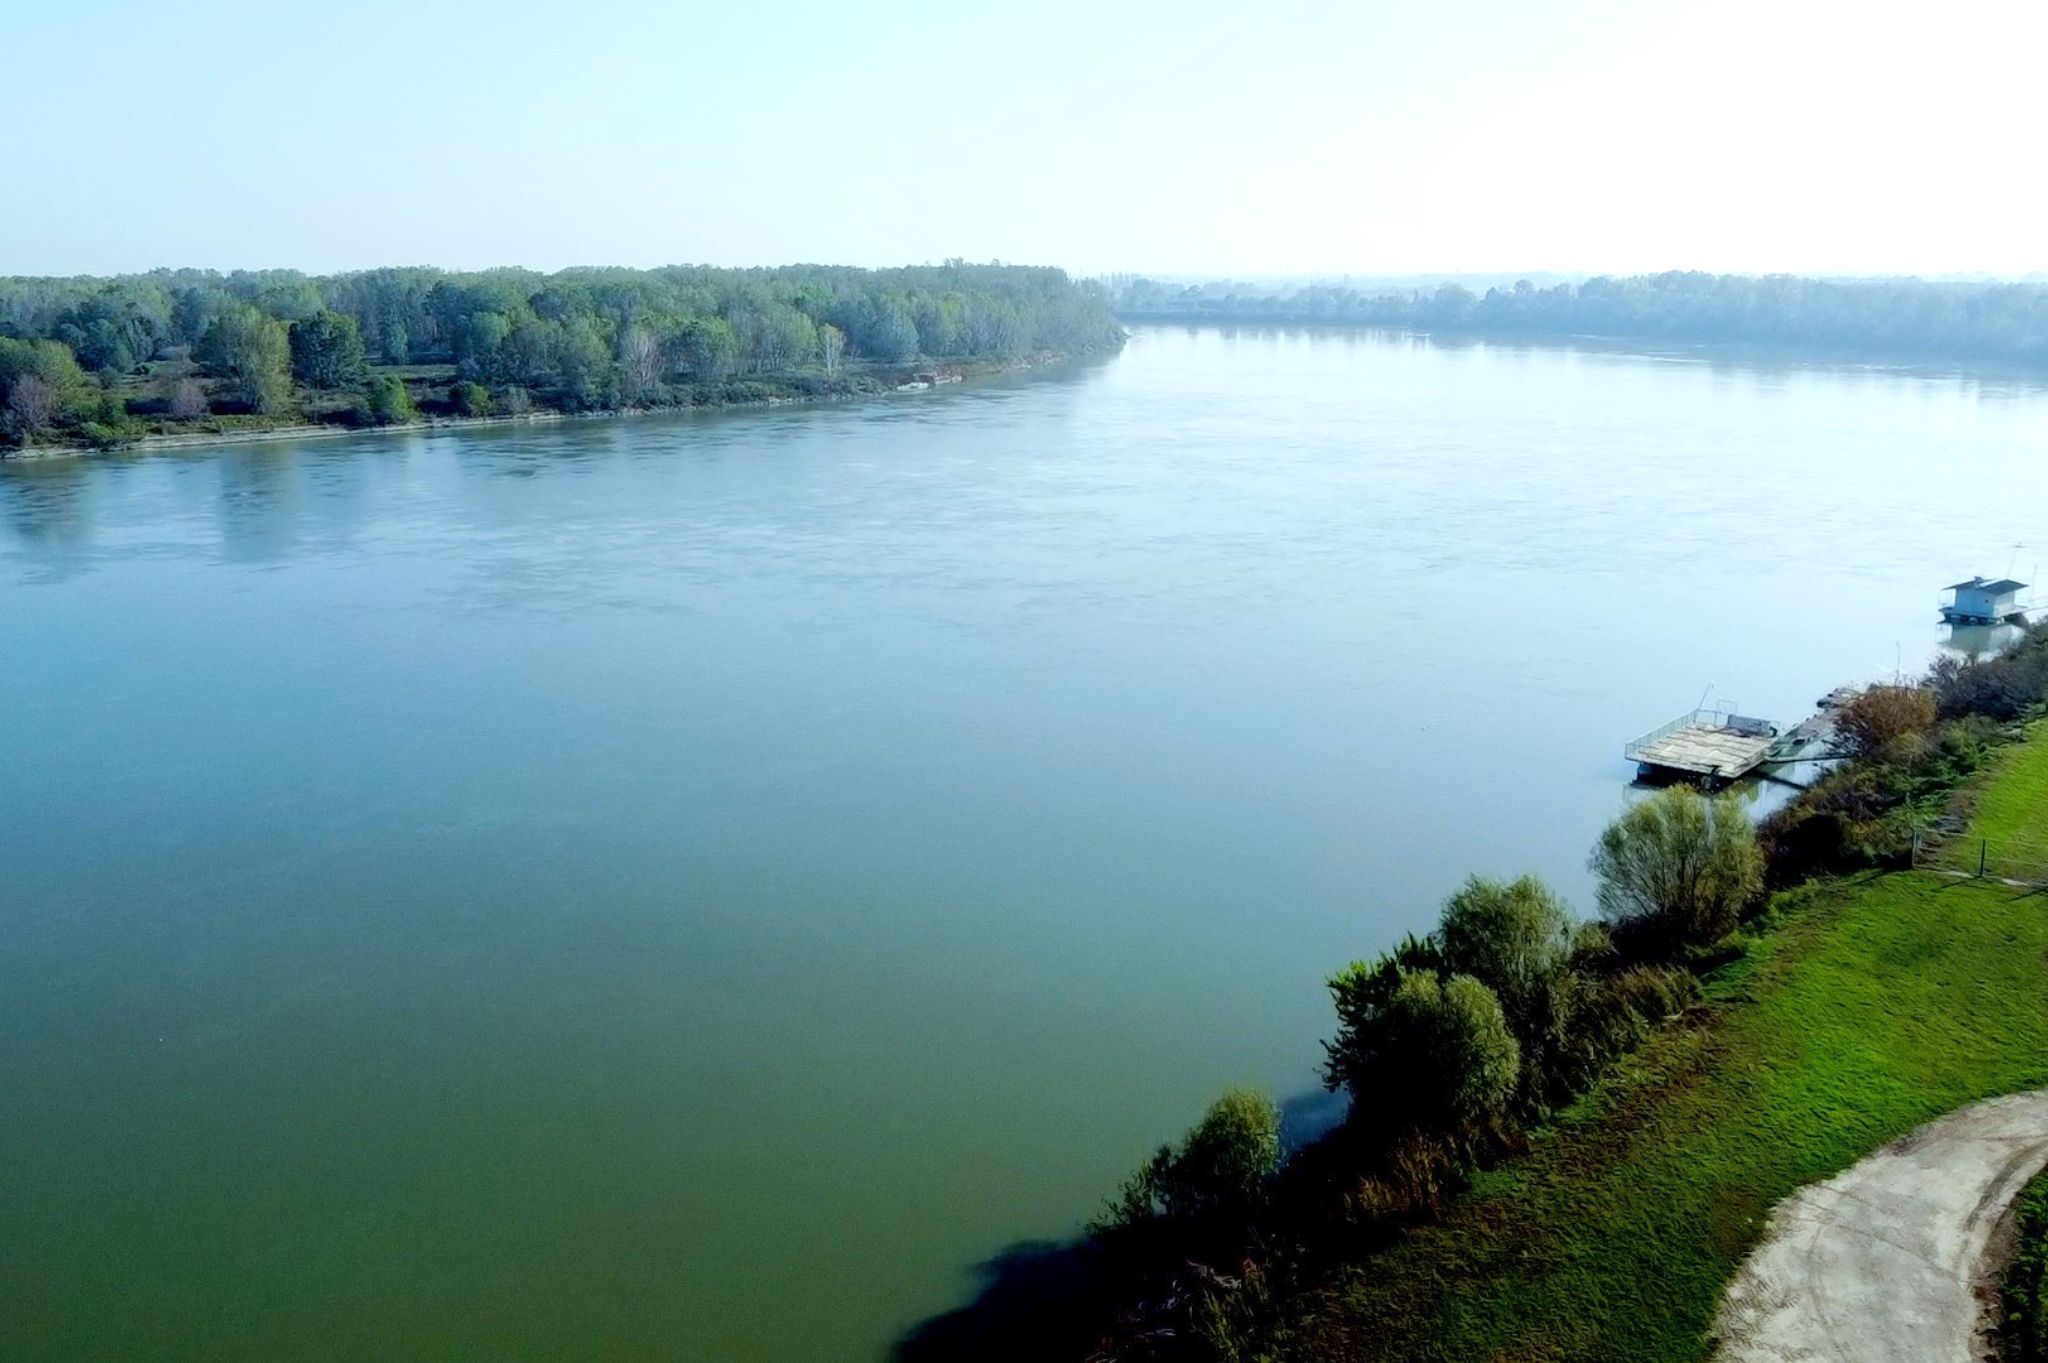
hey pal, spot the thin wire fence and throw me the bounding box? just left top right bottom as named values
left=1911, top=832, right=2048, bottom=888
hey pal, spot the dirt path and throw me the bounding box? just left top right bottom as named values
left=1714, top=1090, right=2048, bottom=1362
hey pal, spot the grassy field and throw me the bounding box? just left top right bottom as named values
left=1269, top=749, right=2048, bottom=1360
left=1953, top=718, right=2048, bottom=873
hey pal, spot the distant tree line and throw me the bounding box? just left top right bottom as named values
left=0, top=262, right=1123, bottom=447
left=1114, top=271, right=2048, bottom=364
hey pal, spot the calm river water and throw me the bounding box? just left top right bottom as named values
left=4, top=326, right=2046, bottom=1361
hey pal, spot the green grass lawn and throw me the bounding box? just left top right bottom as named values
left=1953, top=718, right=2048, bottom=873
left=1269, top=746, right=2048, bottom=1361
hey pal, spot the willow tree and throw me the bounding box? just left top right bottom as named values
left=1590, top=787, right=1763, bottom=954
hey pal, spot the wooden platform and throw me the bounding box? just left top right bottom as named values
left=1626, top=709, right=1778, bottom=783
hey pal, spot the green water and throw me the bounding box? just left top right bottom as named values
left=4, top=327, right=2046, bottom=1360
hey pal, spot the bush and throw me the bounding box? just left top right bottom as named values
left=1326, top=967, right=1520, bottom=1144
left=1758, top=802, right=1857, bottom=885
left=494, top=384, right=532, bottom=415
left=1834, top=685, right=1937, bottom=759
left=1556, top=965, right=1701, bottom=1094
left=1930, top=627, right=2048, bottom=722
left=1102, top=1088, right=1281, bottom=1265
left=168, top=378, right=208, bottom=419
left=1332, top=1131, right=1467, bottom=1228
left=76, top=421, right=131, bottom=450
left=450, top=381, right=493, bottom=418
left=1438, top=875, right=1573, bottom=1025
left=356, top=375, right=416, bottom=426
left=1322, top=934, right=1443, bottom=1089
left=1590, top=787, right=1763, bottom=957
left=1759, top=712, right=2009, bottom=883
left=1438, top=875, right=1578, bottom=1112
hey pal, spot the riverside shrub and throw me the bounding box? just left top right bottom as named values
left=1590, top=788, right=1763, bottom=956
left=450, top=380, right=492, bottom=417
left=1438, top=875, right=1577, bottom=1114
left=1100, top=1088, right=1282, bottom=1271
left=1930, top=624, right=2048, bottom=722
left=1834, top=685, right=1937, bottom=759
left=358, top=375, right=415, bottom=426
left=1325, top=968, right=1520, bottom=1144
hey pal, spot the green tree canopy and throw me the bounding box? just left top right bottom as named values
left=1109, top=1088, right=1281, bottom=1232
left=0, top=337, right=88, bottom=402
left=1326, top=962, right=1520, bottom=1141
left=673, top=316, right=738, bottom=381
left=1438, top=875, right=1575, bottom=1027
left=859, top=300, right=920, bottom=362
left=449, top=380, right=492, bottom=417
left=359, top=374, right=415, bottom=425
left=195, top=304, right=290, bottom=413
left=1590, top=787, right=1764, bottom=954
left=452, top=310, right=512, bottom=381
left=288, top=310, right=368, bottom=390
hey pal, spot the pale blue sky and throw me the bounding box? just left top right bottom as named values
left=10, top=0, right=2045, bottom=278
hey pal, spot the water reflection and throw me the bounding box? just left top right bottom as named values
left=1137, top=321, right=2048, bottom=393
left=1941, top=621, right=2026, bottom=657
left=1627, top=769, right=1790, bottom=816
left=0, top=458, right=95, bottom=583
left=215, top=448, right=303, bottom=562
left=1, top=458, right=91, bottom=547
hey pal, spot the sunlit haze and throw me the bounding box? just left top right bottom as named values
left=10, top=0, right=2046, bottom=279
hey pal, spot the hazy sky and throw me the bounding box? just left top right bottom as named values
left=10, top=0, right=2046, bottom=279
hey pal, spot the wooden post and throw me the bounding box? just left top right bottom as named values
left=1980, top=839, right=1989, bottom=878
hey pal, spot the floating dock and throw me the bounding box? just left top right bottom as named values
left=1768, top=707, right=1845, bottom=764
left=1626, top=707, right=1779, bottom=785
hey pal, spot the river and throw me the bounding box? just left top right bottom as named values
left=3, top=325, right=2045, bottom=1361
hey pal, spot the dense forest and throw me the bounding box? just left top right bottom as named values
left=1113, top=271, right=2048, bottom=364
left=0, top=263, right=1123, bottom=448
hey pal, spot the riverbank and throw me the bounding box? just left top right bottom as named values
left=0, top=349, right=1106, bottom=463
left=1267, top=867, right=2048, bottom=1361
left=1253, top=719, right=2048, bottom=1360
left=969, top=623, right=2048, bottom=1362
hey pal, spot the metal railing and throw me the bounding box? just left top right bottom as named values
left=1624, top=704, right=1777, bottom=763
left=1624, top=711, right=1705, bottom=762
